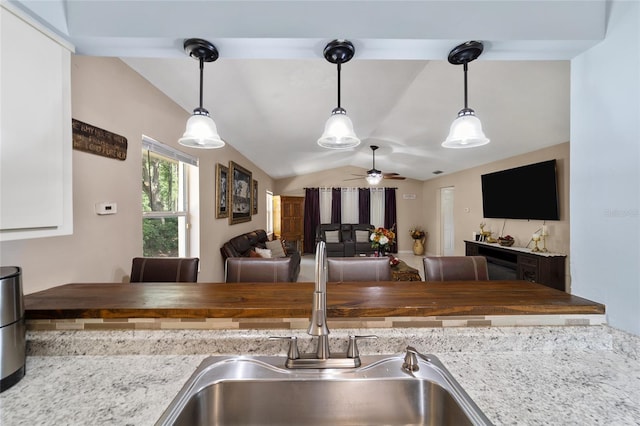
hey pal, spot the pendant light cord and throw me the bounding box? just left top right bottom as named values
left=198, top=57, right=205, bottom=110
left=337, top=62, right=342, bottom=109
left=463, top=62, right=469, bottom=110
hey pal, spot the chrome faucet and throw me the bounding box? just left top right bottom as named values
left=273, top=241, right=375, bottom=369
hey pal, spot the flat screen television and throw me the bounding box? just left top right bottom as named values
left=481, top=159, right=560, bottom=220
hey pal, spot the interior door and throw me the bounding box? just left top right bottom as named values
left=280, top=196, right=304, bottom=250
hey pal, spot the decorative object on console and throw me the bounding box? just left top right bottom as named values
left=478, top=222, right=491, bottom=242
left=317, top=39, right=360, bottom=149
left=540, top=224, right=549, bottom=252
left=370, top=227, right=395, bottom=256
left=531, top=233, right=541, bottom=252
left=498, top=235, right=514, bottom=247
left=178, top=38, right=225, bottom=149
left=442, top=41, right=489, bottom=149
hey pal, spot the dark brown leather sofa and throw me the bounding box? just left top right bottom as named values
left=316, top=223, right=375, bottom=257
left=220, top=229, right=301, bottom=282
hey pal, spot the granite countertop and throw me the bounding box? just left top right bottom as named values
left=1, top=326, right=639, bottom=425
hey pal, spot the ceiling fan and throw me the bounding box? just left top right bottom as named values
left=345, top=145, right=407, bottom=184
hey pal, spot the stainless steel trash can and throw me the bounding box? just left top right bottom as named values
left=0, top=266, right=26, bottom=392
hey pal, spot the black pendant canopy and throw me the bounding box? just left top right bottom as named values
left=448, top=40, right=483, bottom=65
left=184, top=38, right=219, bottom=63
left=323, top=39, right=355, bottom=64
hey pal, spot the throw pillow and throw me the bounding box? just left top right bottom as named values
left=265, top=239, right=286, bottom=258
left=355, top=230, right=370, bottom=243
left=324, top=230, right=340, bottom=243
left=255, top=247, right=272, bottom=258
left=248, top=249, right=261, bottom=258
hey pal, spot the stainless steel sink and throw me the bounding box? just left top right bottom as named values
left=156, top=352, right=493, bottom=426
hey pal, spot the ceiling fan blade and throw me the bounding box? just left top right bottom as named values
left=384, top=175, right=406, bottom=180
left=383, top=172, right=400, bottom=177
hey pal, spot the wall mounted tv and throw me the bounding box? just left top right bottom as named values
left=481, top=159, right=560, bottom=220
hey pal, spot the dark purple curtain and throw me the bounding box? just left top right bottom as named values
left=331, top=187, right=341, bottom=224
left=358, top=188, right=370, bottom=224
left=303, top=188, right=320, bottom=254
left=384, top=188, right=398, bottom=253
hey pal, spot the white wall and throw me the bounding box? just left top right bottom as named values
left=570, top=0, right=640, bottom=335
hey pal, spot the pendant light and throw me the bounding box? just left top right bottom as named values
left=442, top=41, right=490, bottom=149
left=317, top=39, right=361, bottom=150
left=178, top=38, right=225, bottom=149
left=365, top=145, right=383, bottom=185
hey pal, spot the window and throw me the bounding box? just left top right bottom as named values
left=141, top=136, right=198, bottom=257
left=266, top=190, right=274, bottom=236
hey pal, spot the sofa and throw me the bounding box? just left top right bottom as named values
left=316, top=223, right=376, bottom=257
left=220, top=229, right=301, bottom=282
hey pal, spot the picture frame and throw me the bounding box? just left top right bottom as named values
left=215, top=163, right=229, bottom=219
left=252, top=179, right=258, bottom=215
left=229, top=161, right=252, bottom=225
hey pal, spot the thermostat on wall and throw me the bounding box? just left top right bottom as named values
left=95, top=202, right=117, bottom=215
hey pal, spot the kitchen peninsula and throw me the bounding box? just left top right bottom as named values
left=2, top=280, right=639, bottom=425
left=24, top=280, right=605, bottom=330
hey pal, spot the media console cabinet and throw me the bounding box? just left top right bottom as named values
left=465, top=240, right=567, bottom=291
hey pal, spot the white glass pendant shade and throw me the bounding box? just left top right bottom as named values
left=442, top=111, right=489, bottom=149
left=317, top=110, right=361, bottom=149
left=366, top=171, right=383, bottom=185
left=178, top=113, right=225, bottom=149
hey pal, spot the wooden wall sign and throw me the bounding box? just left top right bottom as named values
left=72, top=119, right=127, bottom=160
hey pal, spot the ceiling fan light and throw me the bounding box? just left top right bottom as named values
left=317, top=109, right=361, bottom=149
left=179, top=112, right=225, bottom=149
left=442, top=111, right=489, bottom=149
left=366, top=172, right=383, bottom=185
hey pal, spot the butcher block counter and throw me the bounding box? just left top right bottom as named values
left=24, top=280, right=605, bottom=330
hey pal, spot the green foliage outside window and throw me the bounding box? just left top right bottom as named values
left=142, top=150, right=183, bottom=257
left=143, top=217, right=179, bottom=257
left=142, top=152, right=179, bottom=212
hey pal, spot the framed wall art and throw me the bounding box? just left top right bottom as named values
left=215, top=163, right=229, bottom=219
left=229, top=161, right=252, bottom=225
left=252, top=179, right=258, bottom=215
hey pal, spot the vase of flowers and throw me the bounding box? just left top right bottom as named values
left=409, top=228, right=426, bottom=255
left=370, top=227, right=395, bottom=257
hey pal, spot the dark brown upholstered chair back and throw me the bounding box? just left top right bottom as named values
left=422, top=256, right=488, bottom=281
left=327, top=257, right=391, bottom=282
left=130, top=257, right=199, bottom=283
left=225, top=257, right=293, bottom=282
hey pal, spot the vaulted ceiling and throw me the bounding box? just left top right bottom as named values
left=12, top=0, right=605, bottom=180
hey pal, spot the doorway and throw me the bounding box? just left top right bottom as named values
left=440, top=187, right=455, bottom=256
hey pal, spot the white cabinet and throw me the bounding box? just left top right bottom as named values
left=0, top=5, right=73, bottom=241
